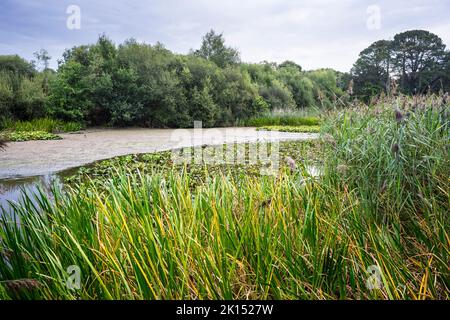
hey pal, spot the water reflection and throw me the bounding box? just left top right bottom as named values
left=0, top=174, right=63, bottom=216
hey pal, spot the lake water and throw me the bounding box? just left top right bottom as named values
left=0, top=128, right=319, bottom=214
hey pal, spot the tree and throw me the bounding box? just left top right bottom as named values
left=306, top=69, right=344, bottom=108
left=351, top=40, right=392, bottom=99
left=33, top=49, right=51, bottom=71
left=276, top=63, right=314, bottom=108
left=194, top=30, right=240, bottom=68
left=0, top=72, right=14, bottom=119
left=278, top=60, right=302, bottom=72
left=33, top=49, right=52, bottom=94
left=440, top=51, right=450, bottom=92
left=0, top=55, right=35, bottom=78
left=0, top=55, right=48, bottom=121
left=392, top=30, right=446, bottom=94
left=190, top=80, right=218, bottom=127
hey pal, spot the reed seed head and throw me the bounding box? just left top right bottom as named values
left=391, top=143, right=400, bottom=154
left=394, top=109, right=404, bottom=123
left=284, top=156, right=297, bottom=171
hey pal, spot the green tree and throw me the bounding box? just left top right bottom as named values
left=0, top=72, right=14, bottom=120
left=194, top=30, right=240, bottom=68
left=306, top=69, right=344, bottom=108
left=277, top=62, right=315, bottom=108
left=392, top=30, right=446, bottom=94
left=0, top=55, right=48, bottom=120
left=0, top=55, right=35, bottom=79
left=33, top=49, right=51, bottom=71
left=440, top=51, right=450, bottom=92
left=278, top=60, right=302, bottom=72
left=190, top=79, right=218, bottom=127
left=351, top=40, right=392, bottom=99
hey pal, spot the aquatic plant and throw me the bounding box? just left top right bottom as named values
left=257, top=125, right=321, bottom=133
left=0, top=131, right=62, bottom=142
left=0, top=94, right=448, bottom=300
left=244, top=114, right=321, bottom=127
left=4, top=118, right=83, bottom=134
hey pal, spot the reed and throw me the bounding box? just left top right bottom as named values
left=0, top=95, right=448, bottom=300
left=3, top=118, right=83, bottom=134
left=243, top=109, right=321, bottom=127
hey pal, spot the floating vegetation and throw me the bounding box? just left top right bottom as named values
left=257, top=125, right=321, bottom=133
left=0, top=130, right=62, bottom=142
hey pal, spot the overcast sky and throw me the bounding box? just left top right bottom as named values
left=1, top=0, right=449, bottom=71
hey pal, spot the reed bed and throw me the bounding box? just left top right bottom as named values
left=257, top=125, right=321, bottom=133
left=1, top=118, right=83, bottom=133
left=0, top=95, right=448, bottom=300
left=243, top=109, right=321, bottom=127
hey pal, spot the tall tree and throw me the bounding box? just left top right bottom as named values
left=351, top=40, right=392, bottom=99
left=0, top=55, right=35, bottom=78
left=440, top=51, right=450, bottom=92
left=194, top=30, right=240, bottom=68
left=392, top=30, right=446, bottom=94
left=33, top=49, right=51, bottom=71
left=33, top=49, right=52, bottom=93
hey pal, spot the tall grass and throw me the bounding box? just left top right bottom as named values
left=1, top=118, right=83, bottom=133
left=0, top=95, right=448, bottom=300
left=257, top=125, right=321, bottom=133
left=243, top=109, right=321, bottom=127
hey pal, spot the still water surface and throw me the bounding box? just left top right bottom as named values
left=0, top=128, right=319, bottom=214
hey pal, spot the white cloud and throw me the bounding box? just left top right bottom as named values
left=1, top=0, right=449, bottom=71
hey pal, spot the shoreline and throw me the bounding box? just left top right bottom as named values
left=0, top=127, right=318, bottom=180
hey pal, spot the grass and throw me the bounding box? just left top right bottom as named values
left=0, top=95, right=448, bottom=300
left=243, top=109, right=321, bottom=127
left=0, top=131, right=62, bottom=142
left=3, top=118, right=83, bottom=133
left=257, top=125, right=321, bottom=133
left=0, top=118, right=83, bottom=142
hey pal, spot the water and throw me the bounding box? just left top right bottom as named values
left=0, top=128, right=317, bottom=179
left=0, top=128, right=319, bottom=213
left=0, top=174, right=63, bottom=216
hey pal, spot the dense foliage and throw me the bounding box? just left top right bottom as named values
left=0, top=55, right=50, bottom=121
left=351, top=30, right=450, bottom=100
left=0, top=32, right=346, bottom=128
left=0, top=29, right=448, bottom=128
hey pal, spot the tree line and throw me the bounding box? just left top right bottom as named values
left=0, top=30, right=346, bottom=128
left=0, top=29, right=448, bottom=128
left=351, top=30, right=450, bottom=100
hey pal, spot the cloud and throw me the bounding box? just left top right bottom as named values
left=0, top=0, right=449, bottom=71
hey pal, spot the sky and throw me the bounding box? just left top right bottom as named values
left=0, top=0, right=449, bottom=72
